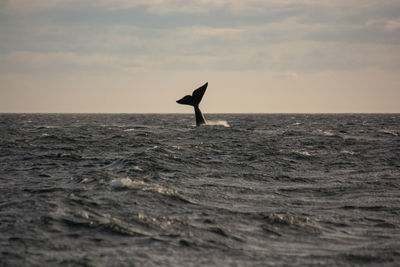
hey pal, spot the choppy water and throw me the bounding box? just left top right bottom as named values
left=1, top=114, right=399, bottom=266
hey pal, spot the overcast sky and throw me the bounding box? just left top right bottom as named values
left=1, top=0, right=399, bottom=113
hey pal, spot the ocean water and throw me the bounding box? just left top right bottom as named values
left=0, top=113, right=399, bottom=266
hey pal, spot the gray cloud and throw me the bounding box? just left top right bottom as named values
left=1, top=0, right=400, bottom=74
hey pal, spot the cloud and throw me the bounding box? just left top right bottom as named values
left=1, top=0, right=400, bottom=75
left=384, top=20, right=400, bottom=32
left=0, top=51, right=156, bottom=74
left=0, top=0, right=74, bottom=13
left=0, top=0, right=360, bottom=15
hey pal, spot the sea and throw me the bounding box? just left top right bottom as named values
left=0, top=113, right=399, bottom=266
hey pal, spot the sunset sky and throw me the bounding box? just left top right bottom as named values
left=1, top=0, right=399, bottom=113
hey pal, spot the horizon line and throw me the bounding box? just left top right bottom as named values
left=1, top=112, right=399, bottom=115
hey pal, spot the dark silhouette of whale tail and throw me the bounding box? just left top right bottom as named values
left=177, top=82, right=208, bottom=126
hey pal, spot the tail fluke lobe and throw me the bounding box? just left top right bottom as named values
left=176, top=95, right=194, bottom=105
left=176, top=82, right=208, bottom=107
left=191, top=82, right=207, bottom=105
left=176, top=82, right=208, bottom=126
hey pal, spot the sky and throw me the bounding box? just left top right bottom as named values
left=0, top=0, right=399, bottom=113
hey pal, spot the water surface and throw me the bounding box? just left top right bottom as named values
left=1, top=114, right=399, bottom=266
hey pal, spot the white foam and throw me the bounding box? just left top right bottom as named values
left=133, top=166, right=144, bottom=172
left=379, top=129, right=398, bottom=136
left=110, top=178, right=177, bottom=196
left=293, top=150, right=311, bottom=157
left=82, top=178, right=94, bottom=183
left=206, top=120, right=230, bottom=127
left=316, top=129, right=335, bottom=136
left=40, top=125, right=58, bottom=129
left=110, top=177, right=133, bottom=188
left=341, top=150, right=358, bottom=155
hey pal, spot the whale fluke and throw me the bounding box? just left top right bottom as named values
left=177, top=82, right=208, bottom=126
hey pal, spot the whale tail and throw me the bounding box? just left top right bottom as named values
left=177, top=82, right=208, bottom=126
left=177, top=82, right=207, bottom=106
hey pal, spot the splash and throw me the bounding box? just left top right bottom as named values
left=206, top=120, right=230, bottom=127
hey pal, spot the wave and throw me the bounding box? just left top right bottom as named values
left=36, top=125, right=59, bottom=129
left=341, top=149, right=359, bottom=156
left=314, top=129, right=338, bottom=137
left=110, top=178, right=192, bottom=203
left=103, top=159, right=143, bottom=172
left=261, top=213, right=322, bottom=235
left=292, top=150, right=312, bottom=157
left=57, top=206, right=152, bottom=237
left=55, top=203, right=192, bottom=240
left=379, top=129, right=398, bottom=136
